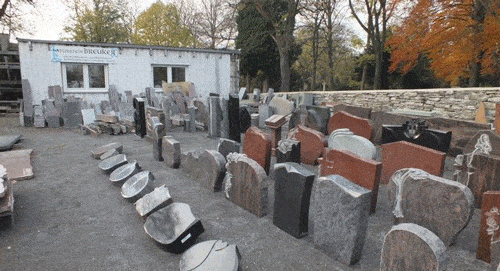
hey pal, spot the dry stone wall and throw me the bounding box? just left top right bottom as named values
left=280, top=87, right=500, bottom=121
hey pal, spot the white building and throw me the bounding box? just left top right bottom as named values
left=17, top=39, right=240, bottom=105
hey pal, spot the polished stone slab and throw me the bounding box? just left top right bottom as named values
left=121, top=171, right=154, bottom=202
left=98, top=154, right=127, bottom=174
left=91, top=142, right=123, bottom=159
left=135, top=185, right=173, bottom=217
left=179, top=240, right=241, bottom=271
left=477, top=191, right=500, bottom=265
left=109, top=161, right=141, bottom=186
left=217, top=138, right=240, bottom=160
left=0, top=135, right=22, bottom=152
left=328, top=111, right=373, bottom=140
left=100, top=148, right=119, bottom=160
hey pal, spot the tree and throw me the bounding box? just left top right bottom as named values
left=63, top=0, right=133, bottom=43
left=131, top=1, right=198, bottom=47
left=0, top=0, right=35, bottom=35
left=193, top=0, right=237, bottom=48
left=388, top=0, right=500, bottom=87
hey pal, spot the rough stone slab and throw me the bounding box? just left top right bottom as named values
left=182, top=150, right=226, bottom=192
left=179, top=240, right=241, bottom=271
left=328, top=128, right=376, bottom=160
left=328, top=111, right=373, bottom=140
left=144, top=202, right=204, bottom=254
left=333, top=104, right=372, bottom=119
left=242, top=127, right=272, bottom=175
left=319, top=148, right=382, bottom=214
left=463, top=130, right=500, bottom=158
left=0, top=135, right=21, bottom=152
left=276, top=139, right=301, bottom=164
left=273, top=163, right=315, bottom=238
left=121, top=171, right=154, bottom=202
left=146, top=107, right=166, bottom=141
left=0, top=177, right=13, bottom=218
left=387, top=168, right=474, bottom=246
left=91, top=142, right=123, bottom=159
left=163, top=136, right=181, bottom=168
left=98, top=154, right=127, bottom=174
left=135, top=185, right=173, bottom=217
left=0, top=149, right=34, bottom=181
left=109, top=161, right=140, bottom=186
left=100, top=148, right=119, bottom=160
left=311, top=174, right=371, bottom=265
left=288, top=125, right=325, bottom=165
left=381, top=141, right=446, bottom=184
left=380, top=223, right=448, bottom=271
left=224, top=153, right=269, bottom=217
left=217, top=138, right=240, bottom=160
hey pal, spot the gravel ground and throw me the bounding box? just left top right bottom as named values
left=0, top=115, right=493, bottom=270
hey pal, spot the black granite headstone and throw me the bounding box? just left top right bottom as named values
left=306, top=105, right=330, bottom=134
left=276, top=139, right=301, bottom=164
left=143, top=202, right=204, bottom=254
left=239, top=106, right=251, bottom=134
left=121, top=171, right=154, bottom=202
left=217, top=138, right=240, bottom=159
left=179, top=240, right=241, bottom=271
left=98, top=154, right=128, bottom=174
left=109, top=161, right=141, bottom=186
left=273, top=163, right=315, bottom=238
left=382, top=119, right=452, bottom=153
left=228, top=94, right=241, bottom=142
left=133, top=98, right=146, bottom=138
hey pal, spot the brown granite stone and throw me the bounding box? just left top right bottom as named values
left=387, top=168, right=474, bottom=246
left=467, top=154, right=500, bottom=208
left=328, top=111, right=373, bottom=140
left=0, top=149, right=34, bottom=181
left=381, top=141, right=446, bottom=184
left=265, top=114, right=287, bottom=152
left=224, top=153, right=269, bottom=217
left=91, top=142, right=123, bottom=159
left=475, top=102, right=487, bottom=124
left=242, top=127, right=272, bottom=174
left=463, top=130, right=500, bottom=158
left=146, top=106, right=166, bottom=142
left=477, top=191, right=500, bottom=264
left=163, top=136, right=181, bottom=168
left=495, top=104, right=500, bottom=134
left=182, top=150, right=226, bottom=192
left=288, top=125, right=326, bottom=165
left=319, top=148, right=382, bottom=214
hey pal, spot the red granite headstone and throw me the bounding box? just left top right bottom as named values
left=495, top=103, right=500, bottom=134
left=242, top=127, right=273, bottom=174
left=477, top=191, right=500, bottom=264
left=327, top=111, right=374, bottom=140
left=319, top=148, right=382, bottom=214
left=381, top=141, right=446, bottom=184
left=289, top=125, right=326, bottom=165
left=266, top=114, right=287, bottom=153
left=468, top=154, right=500, bottom=208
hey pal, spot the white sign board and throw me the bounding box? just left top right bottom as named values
left=50, top=45, right=118, bottom=63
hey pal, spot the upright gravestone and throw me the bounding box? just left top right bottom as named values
left=380, top=223, right=448, bottom=271
left=44, top=100, right=62, bottom=128
left=273, top=163, right=315, bottom=238
left=146, top=106, right=166, bottom=142
left=144, top=202, right=204, bottom=254
left=108, top=85, right=120, bottom=111
left=305, top=106, right=330, bottom=134
left=224, top=153, right=269, bottom=217
left=475, top=102, right=487, bottom=124
left=62, top=100, right=83, bottom=128
left=333, top=104, right=372, bottom=119
left=179, top=240, right=241, bottom=271
left=477, top=191, right=500, bottom=264
left=228, top=94, right=240, bottom=142
left=328, top=128, right=377, bottom=160
left=495, top=104, right=500, bottom=134
left=133, top=98, right=146, bottom=138
left=387, top=168, right=474, bottom=246
left=463, top=130, right=500, bottom=158
left=33, top=105, right=45, bottom=127
left=151, top=116, right=165, bottom=161
left=288, top=125, right=325, bottom=165
left=319, top=148, right=382, bottom=214
left=182, top=150, right=226, bottom=192
left=328, top=111, right=373, bottom=140
left=242, top=127, right=272, bottom=175
left=466, top=154, right=500, bottom=208
left=220, top=98, right=229, bottom=138
left=145, top=87, right=154, bottom=106
left=21, top=79, right=34, bottom=126
left=208, top=94, right=221, bottom=138
left=266, top=114, right=287, bottom=153
left=217, top=138, right=240, bottom=159
left=311, top=174, right=371, bottom=265
left=135, top=185, right=173, bottom=217
left=121, top=171, right=154, bottom=202
left=187, top=106, right=197, bottom=133
left=276, top=139, right=301, bottom=164
left=381, top=141, right=446, bottom=184
left=269, top=96, right=294, bottom=116
left=163, top=136, right=181, bottom=168
left=239, top=106, right=251, bottom=133
left=258, top=104, right=273, bottom=128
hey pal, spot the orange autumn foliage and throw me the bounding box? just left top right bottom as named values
left=387, top=0, right=500, bottom=84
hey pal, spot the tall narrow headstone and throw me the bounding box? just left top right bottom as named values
left=288, top=125, right=325, bottom=165
left=33, top=105, right=45, bottom=127
left=495, top=104, right=500, bottom=134
left=21, top=79, right=34, bottom=126
left=151, top=116, right=165, bottom=161
left=228, top=94, right=240, bottom=142
left=146, top=106, right=166, bottom=142
left=208, top=94, right=221, bottom=138
left=477, top=191, right=500, bottom=264
left=319, top=148, right=382, bottom=214
left=276, top=139, right=301, bottom=164
left=381, top=141, right=446, bottom=184
left=108, top=85, right=120, bottom=111
left=187, top=106, right=197, bottom=133
left=163, top=136, right=181, bottom=168
left=133, top=98, right=146, bottom=138
left=224, top=153, right=269, bottom=217
left=258, top=104, right=273, bottom=128
left=217, top=138, right=240, bottom=159
left=145, top=87, right=154, bottom=106
left=475, top=101, right=487, bottom=124
left=311, top=174, right=371, bottom=265
left=273, top=163, right=315, bottom=238
left=466, top=154, right=500, bottom=208
left=328, top=111, right=373, bottom=140
left=380, top=223, right=448, bottom=271
left=239, top=106, right=251, bottom=133
left=305, top=106, right=330, bottom=134
left=220, top=98, right=229, bottom=138
left=387, top=168, right=474, bottom=246
left=242, top=127, right=272, bottom=175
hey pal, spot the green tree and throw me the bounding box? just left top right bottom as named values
left=131, top=1, right=198, bottom=47
left=64, top=0, right=132, bottom=43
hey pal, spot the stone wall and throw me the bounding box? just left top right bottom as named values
left=279, top=87, right=500, bottom=121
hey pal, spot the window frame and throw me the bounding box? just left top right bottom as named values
left=62, top=62, right=109, bottom=93
left=152, top=65, right=188, bottom=90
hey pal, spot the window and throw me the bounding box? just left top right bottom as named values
left=153, top=66, right=186, bottom=88
left=63, top=63, right=108, bottom=91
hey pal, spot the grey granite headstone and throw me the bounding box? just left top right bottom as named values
left=306, top=105, right=330, bottom=134
left=118, top=102, right=135, bottom=122
left=220, top=98, right=229, bottom=138
left=328, top=128, right=377, bottom=160
left=182, top=150, right=226, bottom=192
left=109, top=161, right=140, bottom=186
left=259, top=104, right=273, bottom=128
left=251, top=113, right=259, bottom=127
left=108, top=85, right=120, bottom=111
left=91, top=142, right=123, bottom=159
left=180, top=240, right=241, bottom=271
left=217, top=138, right=241, bottom=159
left=276, top=139, right=301, bottom=164
left=33, top=105, right=45, bottom=127
left=62, top=100, right=83, bottom=128
left=145, top=87, right=154, bottom=106
left=312, top=174, right=371, bottom=265
left=135, top=185, right=173, bottom=217
left=0, top=135, right=22, bottom=152
left=264, top=88, right=274, bottom=104
left=273, top=163, right=315, bottom=238
left=238, top=87, right=247, bottom=100
left=98, top=154, right=128, bottom=174
left=21, top=79, right=34, bottom=126
left=208, top=95, right=221, bottom=138
left=163, top=136, right=181, bottom=168
left=387, top=168, right=474, bottom=246
left=151, top=116, right=165, bottom=161
left=380, top=223, right=448, bottom=271
left=188, top=106, right=197, bottom=133
left=143, top=202, right=204, bottom=253
left=121, top=171, right=154, bottom=202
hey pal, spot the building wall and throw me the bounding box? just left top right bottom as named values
left=18, top=40, right=238, bottom=105
left=281, top=87, right=500, bottom=121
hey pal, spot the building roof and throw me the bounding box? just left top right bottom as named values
left=17, top=38, right=240, bottom=55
